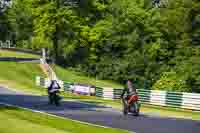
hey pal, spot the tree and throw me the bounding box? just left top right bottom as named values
left=153, top=71, right=190, bottom=92
left=6, top=0, right=33, bottom=47
left=32, top=0, right=79, bottom=62
left=0, top=0, right=11, bottom=41
left=5, top=0, right=200, bottom=92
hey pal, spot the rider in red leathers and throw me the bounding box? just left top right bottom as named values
left=121, top=80, right=138, bottom=111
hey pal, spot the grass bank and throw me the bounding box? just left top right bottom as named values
left=52, top=65, right=123, bottom=88
left=0, top=105, right=130, bottom=133
left=0, top=62, right=46, bottom=94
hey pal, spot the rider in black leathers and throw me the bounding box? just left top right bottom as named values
left=48, top=80, right=61, bottom=106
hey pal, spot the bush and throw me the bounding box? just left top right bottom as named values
left=152, top=72, right=191, bottom=92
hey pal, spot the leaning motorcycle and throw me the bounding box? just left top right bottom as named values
left=122, top=94, right=140, bottom=116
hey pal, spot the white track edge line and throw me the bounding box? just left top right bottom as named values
left=0, top=102, right=133, bottom=133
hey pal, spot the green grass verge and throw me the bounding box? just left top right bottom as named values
left=51, top=64, right=123, bottom=88
left=0, top=49, right=40, bottom=58
left=141, top=104, right=200, bottom=120
left=0, top=62, right=46, bottom=94
left=0, top=105, right=131, bottom=133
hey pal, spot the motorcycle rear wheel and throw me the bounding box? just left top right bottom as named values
left=123, top=103, right=128, bottom=115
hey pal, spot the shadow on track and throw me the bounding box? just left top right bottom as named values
left=0, top=94, right=107, bottom=112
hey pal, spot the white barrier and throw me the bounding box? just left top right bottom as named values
left=72, top=84, right=91, bottom=95
left=103, top=88, right=114, bottom=100
left=36, top=76, right=200, bottom=110
left=36, top=76, right=40, bottom=86
left=182, top=93, right=200, bottom=110
left=150, top=90, right=166, bottom=106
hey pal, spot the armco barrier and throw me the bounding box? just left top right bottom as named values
left=137, top=89, right=151, bottom=103
left=40, top=77, right=45, bottom=87
left=113, top=89, right=123, bottom=99
left=72, top=84, right=95, bottom=95
left=182, top=93, right=200, bottom=110
left=36, top=76, right=200, bottom=110
left=63, top=82, right=72, bottom=92
left=37, top=76, right=95, bottom=95
left=95, top=87, right=103, bottom=97
left=166, top=92, right=183, bottom=108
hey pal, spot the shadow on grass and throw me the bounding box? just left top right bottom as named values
left=0, top=104, right=22, bottom=111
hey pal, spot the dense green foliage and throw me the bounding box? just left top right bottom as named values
left=0, top=0, right=11, bottom=41
left=1, top=0, right=200, bottom=92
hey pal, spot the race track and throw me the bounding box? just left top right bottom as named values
left=0, top=86, right=199, bottom=133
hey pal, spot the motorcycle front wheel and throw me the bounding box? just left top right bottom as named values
left=133, top=102, right=140, bottom=116
left=123, top=107, right=128, bottom=115
left=54, top=94, right=61, bottom=106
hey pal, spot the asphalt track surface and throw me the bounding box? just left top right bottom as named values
left=0, top=57, right=40, bottom=62
left=0, top=87, right=200, bottom=133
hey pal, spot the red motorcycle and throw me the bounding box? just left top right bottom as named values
left=122, top=94, right=140, bottom=116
